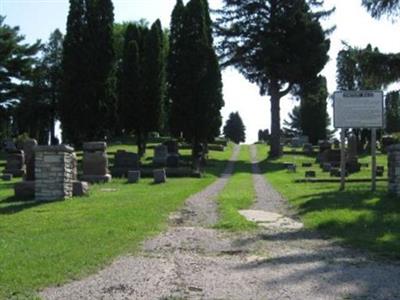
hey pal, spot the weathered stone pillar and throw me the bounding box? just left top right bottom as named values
left=388, top=144, right=400, bottom=196
left=35, top=145, right=75, bottom=201
left=81, top=142, right=111, bottom=183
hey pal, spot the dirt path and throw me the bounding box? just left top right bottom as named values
left=41, top=145, right=400, bottom=300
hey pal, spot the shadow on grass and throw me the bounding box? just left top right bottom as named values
left=0, top=196, right=47, bottom=215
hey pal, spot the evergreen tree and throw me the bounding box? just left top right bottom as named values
left=223, top=112, right=246, bottom=144
left=143, top=20, right=166, bottom=138
left=386, top=91, right=400, bottom=133
left=216, top=0, right=331, bottom=157
left=168, top=0, right=224, bottom=159
left=60, top=0, right=87, bottom=145
left=0, top=16, right=40, bottom=106
left=362, top=0, right=400, bottom=18
left=299, top=76, right=330, bottom=144
left=85, top=0, right=115, bottom=140
left=283, top=106, right=302, bottom=137
left=42, top=29, right=63, bottom=144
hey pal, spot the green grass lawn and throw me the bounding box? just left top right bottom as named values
left=257, top=143, right=400, bottom=259
left=0, top=144, right=233, bottom=299
left=215, top=145, right=257, bottom=231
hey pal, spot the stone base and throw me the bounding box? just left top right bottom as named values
left=81, top=174, right=111, bottom=183
left=153, top=169, right=166, bottom=184
left=14, top=181, right=35, bottom=199
left=111, top=167, right=139, bottom=178
left=3, top=169, right=25, bottom=177
left=73, top=181, right=89, bottom=196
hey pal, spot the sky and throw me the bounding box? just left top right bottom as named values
left=1, top=0, right=400, bottom=143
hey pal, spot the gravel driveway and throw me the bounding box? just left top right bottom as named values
left=40, top=145, right=400, bottom=300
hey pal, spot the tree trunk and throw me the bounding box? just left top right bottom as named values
left=137, top=132, right=143, bottom=157
left=269, top=83, right=282, bottom=158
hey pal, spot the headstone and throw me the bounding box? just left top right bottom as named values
left=73, top=181, right=89, bottom=196
left=346, top=134, right=360, bottom=173
left=388, top=145, right=400, bottom=195
left=319, top=140, right=332, bottom=153
left=302, top=162, right=312, bottom=168
left=81, top=142, right=112, bottom=183
left=1, top=173, right=12, bottom=181
left=330, top=168, right=348, bottom=177
left=163, top=140, right=179, bottom=154
left=3, top=149, right=25, bottom=177
left=303, top=143, right=313, bottom=155
left=34, top=145, right=75, bottom=201
left=153, top=168, right=166, bottom=184
left=322, top=163, right=332, bottom=172
left=111, top=150, right=139, bottom=177
left=127, top=170, right=140, bottom=183
left=333, top=139, right=340, bottom=149
left=152, top=145, right=168, bottom=166
left=3, top=139, right=16, bottom=151
left=14, top=180, right=35, bottom=198
left=305, top=170, right=316, bottom=178
left=376, top=166, right=385, bottom=177
left=286, top=164, right=296, bottom=173
left=291, top=136, right=309, bottom=148
left=23, top=138, right=38, bottom=181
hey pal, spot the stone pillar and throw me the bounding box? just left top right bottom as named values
left=81, top=142, right=111, bottom=183
left=388, top=144, right=400, bottom=196
left=35, top=145, right=75, bottom=201
left=23, top=138, right=38, bottom=180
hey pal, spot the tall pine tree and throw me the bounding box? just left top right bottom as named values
left=168, top=0, right=224, bottom=159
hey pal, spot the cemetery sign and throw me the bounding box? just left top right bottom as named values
left=333, top=91, right=384, bottom=129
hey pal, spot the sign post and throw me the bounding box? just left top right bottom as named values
left=333, top=91, right=383, bottom=191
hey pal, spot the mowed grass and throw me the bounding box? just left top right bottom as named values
left=0, top=145, right=232, bottom=299
left=215, top=145, right=257, bottom=231
left=256, top=144, right=400, bottom=258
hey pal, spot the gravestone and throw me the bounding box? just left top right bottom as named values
left=111, top=150, right=139, bottom=177
left=302, top=162, right=312, bottom=167
left=330, top=168, right=348, bottom=177
left=127, top=170, right=140, bottom=183
left=35, top=145, right=75, bottom=201
left=3, top=149, right=25, bottom=177
left=153, top=145, right=168, bottom=166
left=153, top=168, right=166, bottom=184
left=73, top=181, right=89, bottom=196
left=23, top=138, right=38, bottom=181
left=319, top=140, right=332, bottom=153
left=3, top=139, right=16, bottom=151
left=388, top=145, right=400, bottom=195
left=81, top=142, right=111, bottom=183
left=163, top=140, right=179, bottom=154
left=376, top=166, right=385, bottom=177
left=346, top=134, right=360, bottom=173
left=2, top=173, right=12, bottom=181
left=291, top=136, right=309, bottom=148
left=303, top=143, right=313, bottom=155
left=322, top=163, right=332, bottom=172
left=305, top=171, right=316, bottom=178
left=333, top=139, right=340, bottom=149
left=286, top=164, right=296, bottom=173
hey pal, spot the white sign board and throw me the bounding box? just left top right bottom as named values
left=333, top=91, right=384, bottom=128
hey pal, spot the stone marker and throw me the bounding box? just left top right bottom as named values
left=153, top=168, right=166, bottom=184
left=330, top=168, right=348, bottom=177
left=302, top=162, right=312, bottom=167
left=81, top=142, right=111, bottom=183
left=305, top=171, right=316, bottom=178
left=3, top=149, right=25, bottom=177
left=111, top=150, right=139, bottom=177
left=376, top=166, right=385, bottom=177
left=14, top=180, right=35, bottom=198
left=303, top=143, right=313, bottom=155
left=153, top=145, right=168, bottom=166
left=388, top=144, right=400, bottom=195
left=23, top=138, right=38, bottom=181
left=1, top=173, right=12, bottom=181
left=287, top=164, right=296, bottom=173
left=35, top=145, right=75, bottom=201
left=73, top=181, right=89, bottom=197
left=163, top=140, right=179, bottom=154
left=346, top=134, right=360, bottom=173
left=127, top=170, right=140, bottom=183
left=322, top=163, right=332, bottom=172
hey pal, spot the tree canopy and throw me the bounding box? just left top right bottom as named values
left=223, top=112, right=246, bottom=144
left=216, top=0, right=331, bottom=157
left=362, top=0, right=400, bottom=18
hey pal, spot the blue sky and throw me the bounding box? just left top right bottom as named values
left=1, top=0, right=400, bottom=143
